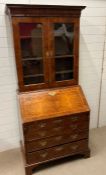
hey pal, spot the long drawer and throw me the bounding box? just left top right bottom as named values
left=24, top=114, right=89, bottom=141
left=26, top=131, right=88, bottom=152
left=26, top=139, right=88, bottom=164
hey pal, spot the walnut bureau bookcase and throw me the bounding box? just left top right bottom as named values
left=6, top=4, right=90, bottom=175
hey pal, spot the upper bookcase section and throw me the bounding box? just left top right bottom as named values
left=6, top=4, right=85, bottom=92
left=6, top=4, right=85, bottom=17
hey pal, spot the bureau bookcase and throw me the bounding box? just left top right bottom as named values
left=6, top=4, right=90, bottom=175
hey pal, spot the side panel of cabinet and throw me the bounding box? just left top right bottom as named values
left=47, top=17, right=80, bottom=88
left=12, top=17, right=50, bottom=92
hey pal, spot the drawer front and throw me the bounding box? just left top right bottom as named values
left=24, top=114, right=89, bottom=141
left=27, top=139, right=88, bottom=164
left=26, top=131, right=88, bottom=152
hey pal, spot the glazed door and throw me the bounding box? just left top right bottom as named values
left=48, top=18, right=79, bottom=87
left=12, top=18, right=49, bottom=91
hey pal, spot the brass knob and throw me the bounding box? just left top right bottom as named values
left=46, top=51, right=49, bottom=57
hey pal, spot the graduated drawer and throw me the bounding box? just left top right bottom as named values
left=26, top=139, right=88, bottom=164
left=24, top=114, right=89, bottom=141
left=26, top=131, right=88, bottom=152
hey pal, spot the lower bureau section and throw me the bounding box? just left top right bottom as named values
left=26, top=139, right=88, bottom=164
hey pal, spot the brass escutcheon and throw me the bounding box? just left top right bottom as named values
left=48, top=91, right=56, bottom=96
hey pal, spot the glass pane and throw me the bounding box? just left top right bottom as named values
left=19, top=23, right=44, bottom=85
left=54, top=23, right=74, bottom=56
left=55, top=57, right=73, bottom=81
left=54, top=23, right=74, bottom=81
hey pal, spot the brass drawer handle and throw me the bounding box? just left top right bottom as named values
left=39, top=141, right=47, bottom=147
left=55, top=146, right=64, bottom=151
left=38, top=123, right=46, bottom=128
left=71, top=117, right=78, bottom=122
left=71, top=145, right=78, bottom=150
left=38, top=131, right=46, bottom=137
left=70, top=134, right=78, bottom=140
left=55, top=136, right=63, bottom=141
left=40, top=152, right=48, bottom=158
left=53, top=127, right=62, bottom=131
left=53, top=119, right=63, bottom=124
left=70, top=125, right=78, bottom=130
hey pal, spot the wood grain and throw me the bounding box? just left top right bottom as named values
left=26, top=131, right=88, bottom=152
left=19, top=85, right=90, bottom=123
left=26, top=139, right=88, bottom=164
left=6, top=4, right=85, bottom=17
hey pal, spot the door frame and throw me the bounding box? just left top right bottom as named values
left=47, top=17, right=80, bottom=88
left=12, top=17, right=50, bottom=92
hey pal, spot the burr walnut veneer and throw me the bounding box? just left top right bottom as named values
left=6, top=4, right=90, bottom=175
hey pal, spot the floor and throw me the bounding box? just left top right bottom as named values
left=0, top=126, right=106, bottom=175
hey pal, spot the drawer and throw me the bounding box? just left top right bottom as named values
left=26, top=131, right=88, bottom=152
left=26, top=139, right=88, bottom=164
left=24, top=114, right=89, bottom=141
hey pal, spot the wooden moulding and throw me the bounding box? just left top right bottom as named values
left=6, top=4, right=86, bottom=17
